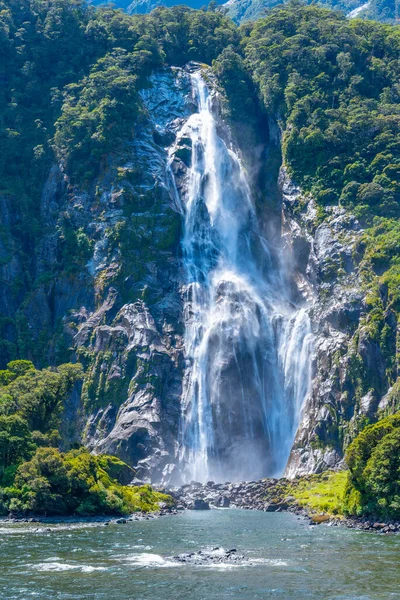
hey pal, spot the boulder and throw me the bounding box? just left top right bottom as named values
left=264, top=502, right=289, bottom=512
left=310, top=514, right=331, bottom=524
left=215, top=496, right=230, bottom=508
left=193, top=498, right=210, bottom=510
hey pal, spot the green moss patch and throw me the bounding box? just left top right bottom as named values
left=288, top=471, right=348, bottom=517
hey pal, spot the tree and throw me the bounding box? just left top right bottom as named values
left=0, top=415, right=35, bottom=484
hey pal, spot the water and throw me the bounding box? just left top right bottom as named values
left=1, top=510, right=399, bottom=600
left=175, top=72, right=313, bottom=483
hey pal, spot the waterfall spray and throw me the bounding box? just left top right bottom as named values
left=172, top=71, right=313, bottom=483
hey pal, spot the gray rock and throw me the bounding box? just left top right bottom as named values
left=192, top=499, right=210, bottom=510
left=169, top=547, right=247, bottom=566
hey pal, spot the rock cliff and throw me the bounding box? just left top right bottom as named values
left=281, top=170, right=398, bottom=475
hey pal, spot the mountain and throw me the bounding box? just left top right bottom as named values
left=88, top=0, right=226, bottom=14
left=224, top=0, right=360, bottom=22
left=89, top=0, right=399, bottom=22
left=225, top=0, right=398, bottom=23
left=0, top=0, right=399, bottom=513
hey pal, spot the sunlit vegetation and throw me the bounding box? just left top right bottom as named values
left=288, top=471, right=348, bottom=516
left=344, top=413, right=400, bottom=519
left=0, top=361, right=172, bottom=515
left=0, top=447, right=172, bottom=516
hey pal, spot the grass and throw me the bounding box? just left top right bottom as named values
left=288, top=471, right=348, bottom=516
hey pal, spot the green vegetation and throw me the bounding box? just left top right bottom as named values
left=258, top=470, right=348, bottom=517
left=0, top=360, right=83, bottom=485
left=0, top=447, right=172, bottom=516
left=0, top=361, right=83, bottom=433
left=226, top=0, right=362, bottom=24
left=0, top=0, right=238, bottom=192
left=10, top=1, right=397, bottom=212
left=268, top=413, right=400, bottom=522
left=344, top=413, right=400, bottom=519
left=288, top=471, right=348, bottom=516
left=270, top=416, right=400, bottom=521
left=242, top=4, right=399, bottom=220
left=0, top=360, right=169, bottom=515
left=367, top=0, right=398, bottom=23
left=104, top=0, right=397, bottom=25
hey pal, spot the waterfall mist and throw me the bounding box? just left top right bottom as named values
left=172, top=72, right=313, bottom=483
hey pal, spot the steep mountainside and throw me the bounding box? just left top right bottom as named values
left=88, top=0, right=226, bottom=15
left=88, top=0, right=398, bottom=23
left=225, top=0, right=398, bottom=23
left=0, top=1, right=399, bottom=485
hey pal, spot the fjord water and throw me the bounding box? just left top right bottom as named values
left=2, top=510, right=399, bottom=600
left=177, top=72, right=313, bottom=483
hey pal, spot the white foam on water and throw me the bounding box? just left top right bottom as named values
left=206, top=562, right=248, bottom=570
left=35, top=562, right=107, bottom=572
left=123, top=553, right=178, bottom=568
left=251, top=558, right=289, bottom=566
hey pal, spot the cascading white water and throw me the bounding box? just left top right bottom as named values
left=173, top=72, right=313, bottom=483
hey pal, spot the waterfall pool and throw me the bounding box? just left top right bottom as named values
left=1, top=509, right=399, bottom=599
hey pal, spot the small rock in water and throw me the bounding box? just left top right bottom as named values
left=169, top=547, right=247, bottom=565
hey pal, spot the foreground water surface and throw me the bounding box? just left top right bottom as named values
left=1, top=509, right=399, bottom=600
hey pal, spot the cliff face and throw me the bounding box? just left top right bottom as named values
left=69, top=68, right=193, bottom=483
left=281, top=170, right=398, bottom=476
left=1, top=64, right=397, bottom=482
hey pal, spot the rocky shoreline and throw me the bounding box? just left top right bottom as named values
left=162, top=479, right=400, bottom=534
left=3, top=477, right=400, bottom=535
left=1, top=506, right=179, bottom=527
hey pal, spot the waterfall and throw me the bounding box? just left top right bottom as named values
left=172, top=71, right=313, bottom=483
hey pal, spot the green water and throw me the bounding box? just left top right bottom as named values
left=0, top=509, right=399, bottom=600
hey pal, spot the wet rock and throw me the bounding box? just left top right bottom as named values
left=192, top=499, right=210, bottom=510
left=170, top=547, right=247, bottom=565
left=264, top=502, right=289, bottom=512
left=215, top=496, right=230, bottom=508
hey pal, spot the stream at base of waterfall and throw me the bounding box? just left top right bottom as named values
left=2, top=510, right=399, bottom=600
